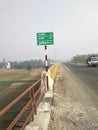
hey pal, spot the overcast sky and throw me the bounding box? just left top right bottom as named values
left=0, top=0, right=98, bottom=61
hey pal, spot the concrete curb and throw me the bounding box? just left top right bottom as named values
left=24, top=91, right=53, bottom=130
left=24, top=63, right=60, bottom=130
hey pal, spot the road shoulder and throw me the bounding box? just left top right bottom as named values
left=48, top=64, right=98, bottom=130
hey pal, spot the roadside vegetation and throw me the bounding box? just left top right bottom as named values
left=0, top=59, right=44, bottom=69
left=0, top=67, right=43, bottom=109
left=0, top=68, right=43, bottom=129
left=71, top=53, right=98, bottom=64
left=0, top=68, right=42, bottom=89
left=0, top=59, right=54, bottom=70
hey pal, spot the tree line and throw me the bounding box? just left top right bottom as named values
left=0, top=59, right=43, bottom=70
left=10, top=60, right=44, bottom=69
left=71, top=53, right=98, bottom=63
left=0, top=59, right=54, bottom=70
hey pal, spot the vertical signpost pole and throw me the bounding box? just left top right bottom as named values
left=37, top=32, right=54, bottom=91
left=45, top=45, right=49, bottom=90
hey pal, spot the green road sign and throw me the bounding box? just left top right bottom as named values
left=37, top=32, right=54, bottom=45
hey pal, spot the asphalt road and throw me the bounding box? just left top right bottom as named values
left=65, top=62, right=98, bottom=108
left=49, top=63, right=98, bottom=130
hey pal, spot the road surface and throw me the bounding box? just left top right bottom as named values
left=48, top=63, right=98, bottom=130
left=65, top=63, right=98, bottom=109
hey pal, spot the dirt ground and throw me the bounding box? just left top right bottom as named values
left=0, top=68, right=42, bottom=110
left=48, top=64, right=98, bottom=130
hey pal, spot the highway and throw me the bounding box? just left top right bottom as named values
left=49, top=63, right=98, bottom=129
left=65, top=62, right=98, bottom=108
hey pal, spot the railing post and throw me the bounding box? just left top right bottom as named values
left=0, top=78, right=42, bottom=129
left=32, top=88, right=37, bottom=115
left=42, top=74, right=47, bottom=93
left=43, top=78, right=46, bottom=93
left=29, top=90, right=34, bottom=121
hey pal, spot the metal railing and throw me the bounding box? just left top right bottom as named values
left=0, top=76, right=46, bottom=130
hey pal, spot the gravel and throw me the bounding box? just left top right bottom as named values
left=48, top=64, right=98, bottom=130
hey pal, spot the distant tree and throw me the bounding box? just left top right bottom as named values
left=27, top=64, right=32, bottom=71
left=71, top=54, right=93, bottom=63
left=0, top=59, right=44, bottom=69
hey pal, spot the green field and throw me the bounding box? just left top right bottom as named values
left=0, top=68, right=43, bottom=129
left=0, top=68, right=43, bottom=81
left=0, top=68, right=43, bottom=86
left=0, top=68, right=43, bottom=108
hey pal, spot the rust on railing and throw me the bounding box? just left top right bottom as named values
left=0, top=76, right=47, bottom=130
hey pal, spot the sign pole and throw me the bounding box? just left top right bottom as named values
left=36, top=32, right=54, bottom=91
left=45, top=45, right=49, bottom=90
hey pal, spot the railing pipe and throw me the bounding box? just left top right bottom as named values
left=0, top=77, right=46, bottom=129
left=0, top=79, right=41, bottom=117
left=6, top=101, right=31, bottom=130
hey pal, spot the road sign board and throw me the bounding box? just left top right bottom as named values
left=37, top=32, right=54, bottom=45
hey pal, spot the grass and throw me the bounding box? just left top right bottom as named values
left=0, top=80, right=20, bottom=86
left=0, top=69, right=42, bottom=81
left=0, top=68, right=42, bottom=85
left=0, top=70, right=26, bottom=82
left=0, top=80, right=37, bottom=87
left=0, top=68, right=43, bottom=129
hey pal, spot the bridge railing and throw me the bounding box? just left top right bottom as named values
left=0, top=76, right=46, bottom=130
left=0, top=62, right=60, bottom=130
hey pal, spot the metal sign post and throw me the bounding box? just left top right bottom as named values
left=45, top=45, right=48, bottom=72
left=44, top=45, right=49, bottom=90
left=36, top=32, right=54, bottom=90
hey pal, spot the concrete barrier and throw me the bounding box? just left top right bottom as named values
left=41, top=62, right=60, bottom=92
left=48, top=62, right=60, bottom=80
left=25, top=62, right=60, bottom=130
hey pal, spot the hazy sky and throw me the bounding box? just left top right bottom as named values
left=0, top=0, right=98, bottom=61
